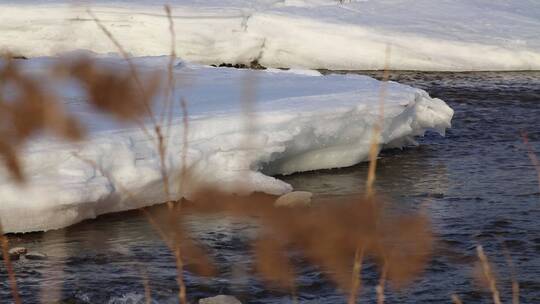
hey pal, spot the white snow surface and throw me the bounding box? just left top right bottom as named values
left=1, top=0, right=539, bottom=71
left=0, top=56, right=453, bottom=233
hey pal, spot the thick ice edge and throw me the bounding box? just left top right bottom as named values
left=0, top=56, right=453, bottom=233
left=0, top=0, right=539, bottom=71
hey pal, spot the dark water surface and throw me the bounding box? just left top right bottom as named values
left=2, top=71, right=540, bottom=303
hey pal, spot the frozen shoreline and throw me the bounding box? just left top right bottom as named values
left=1, top=0, right=539, bottom=71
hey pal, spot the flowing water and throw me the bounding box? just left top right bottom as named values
left=2, top=71, right=540, bottom=303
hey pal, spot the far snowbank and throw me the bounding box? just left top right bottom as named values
left=0, top=56, right=453, bottom=233
left=0, top=0, right=539, bottom=71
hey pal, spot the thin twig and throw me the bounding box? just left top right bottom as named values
left=238, top=72, right=259, bottom=187
left=451, top=294, right=464, bottom=304
left=139, top=267, right=152, bottom=304
left=0, top=225, right=21, bottom=304
left=376, top=262, right=388, bottom=304
left=156, top=124, right=171, bottom=201
left=173, top=98, right=189, bottom=304
left=74, top=153, right=187, bottom=303
left=521, top=131, right=540, bottom=191
left=500, top=241, right=520, bottom=304
left=476, top=245, right=502, bottom=304
left=348, top=247, right=364, bottom=304
left=175, top=246, right=188, bottom=304
left=167, top=202, right=187, bottom=304
left=87, top=9, right=157, bottom=126
left=158, top=5, right=179, bottom=198
left=162, top=5, right=177, bottom=129
left=179, top=98, right=190, bottom=191
left=365, top=44, right=391, bottom=198
left=88, top=8, right=176, bottom=203
left=140, top=206, right=187, bottom=304
left=349, top=45, right=391, bottom=304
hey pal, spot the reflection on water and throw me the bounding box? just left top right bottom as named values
left=282, top=147, right=450, bottom=201
left=2, top=71, right=540, bottom=303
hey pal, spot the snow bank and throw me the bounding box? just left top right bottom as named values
left=0, top=56, right=453, bottom=233
left=0, top=0, right=539, bottom=71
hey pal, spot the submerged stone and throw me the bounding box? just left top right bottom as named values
left=275, top=191, right=313, bottom=207
left=199, top=295, right=242, bottom=304
left=0, top=246, right=28, bottom=260
left=9, top=247, right=27, bottom=256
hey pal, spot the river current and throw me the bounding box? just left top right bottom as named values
left=2, top=71, right=539, bottom=303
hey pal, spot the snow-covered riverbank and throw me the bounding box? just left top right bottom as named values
left=1, top=0, right=539, bottom=71
left=0, top=56, right=453, bottom=232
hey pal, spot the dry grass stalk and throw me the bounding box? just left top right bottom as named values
left=83, top=13, right=194, bottom=303
left=162, top=4, right=177, bottom=130
left=512, top=279, right=520, bottom=304
left=85, top=10, right=175, bottom=202
left=500, top=241, right=520, bottom=304
left=84, top=14, right=195, bottom=304
left=87, top=6, right=174, bottom=200
left=451, top=294, right=464, bottom=304
left=165, top=204, right=187, bottom=304
left=163, top=197, right=185, bottom=303
left=376, top=262, right=388, bottom=304
left=157, top=4, right=178, bottom=201
left=80, top=155, right=218, bottom=304
left=0, top=224, right=21, bottom=304
left=151, top=5, right=178, bottom=202
left=174, top=246, right=187, bottom=304
left=139, top=207, right=184, bottom=304
left=86, top=9, right=156, bottom=125
left=139, top=267, right=152, bottom=304
left=179, top=98, right=190, bottom=190
left=171, top=97, right=191, bottom=304
left=476, top=245, right=502, bottom=304
left=156, top=123, right=172, bottom=200
left=75, top=153, right=208, bottom=304
left=347, top=247, right=364, bottom=304
left=239, top=70, right=259, bottom=186
left=349, top=44, right=392, bottom=303
left=521, top=131, right=540, bottom=191
left=365, top=44, right=391, bottom=198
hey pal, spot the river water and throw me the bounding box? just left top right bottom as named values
left=2, top=71, right=539, bottom=303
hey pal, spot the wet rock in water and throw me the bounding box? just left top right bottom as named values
left=0, top=247, right=28, bottom=260
left=275, top=191, right=313, bottom=207
left=199, top=295, right=242, bottom=304
left=25, top=252, right=47, bottom=260
left=9, top=247, right=27, bottom=255
left=8, top=247, right=28, bottom=260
